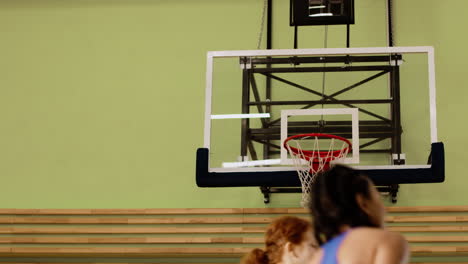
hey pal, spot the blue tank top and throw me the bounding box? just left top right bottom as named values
left=320, top=231, right=351, bottom=264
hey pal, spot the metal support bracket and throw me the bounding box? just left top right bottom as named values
left=378, top=184, right=400, bottom=203
left=392, top=153, right=406, bottom=165
left=260, top=186, right=271, bottom=203
left=261, top=184, right=400, bottom=204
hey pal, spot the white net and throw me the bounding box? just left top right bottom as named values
left=285, top=135, right=350, bottom=207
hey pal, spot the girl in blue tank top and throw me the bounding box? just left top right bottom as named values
left=307, top=165, right=408, bottom=264
left=319, top=231, right=350, bottom=264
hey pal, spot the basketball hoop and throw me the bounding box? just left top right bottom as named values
left=283, top=133, right=351, bottom=207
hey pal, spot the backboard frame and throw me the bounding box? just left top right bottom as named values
left=204, top=46, right=438, bottom=173
left=280, top=108, right=360, bottom=165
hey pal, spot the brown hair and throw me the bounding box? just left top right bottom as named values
left=241, top=216, right=312, bottom=264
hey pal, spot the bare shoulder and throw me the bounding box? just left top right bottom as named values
left=380, top=229, right=407, bottom=243
left=350, top=228, right=408, bottom=250
left=377, top=229, right=408, bottom=253
left=367, top=229, right=409, bottom=264
left=351, top=227, right=406, bottom=241
left=313, top=229, right=408, bottom=264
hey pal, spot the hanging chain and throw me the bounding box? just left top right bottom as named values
left=256, top=0, right=269, bottom=49
left=319, top=25, right=329, bottom=125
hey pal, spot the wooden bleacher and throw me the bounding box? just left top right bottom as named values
left=1, top=206, right=468, bottom=263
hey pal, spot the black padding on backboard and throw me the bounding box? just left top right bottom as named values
left=196, top=142, right=444, bottom=187
left=361, top=142, right=445, bottom=185
left=196, top=148, right=300, bottom=187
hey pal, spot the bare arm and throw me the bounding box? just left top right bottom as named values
left=374, top=232, right=409, bottom=264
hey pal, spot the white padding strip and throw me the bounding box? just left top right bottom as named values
left=211, top=113, right=271, bottom=119
left=222, top=159, right=281, bottom=168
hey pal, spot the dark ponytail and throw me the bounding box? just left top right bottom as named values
left=309, top=164, right=378, bottom=245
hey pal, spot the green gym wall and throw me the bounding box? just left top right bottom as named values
left=0, top=0, right=464, bottom=208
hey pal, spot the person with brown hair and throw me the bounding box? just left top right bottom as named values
left=309, top=164, right=409, bottom=264
left=241, top=216, right=318, bottom=264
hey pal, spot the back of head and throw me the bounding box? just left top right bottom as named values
left=241, top=216, right=311, bottom=264
left=241, top=248, right=268, bottom=264
left=309, top=164, right=379, bottom=245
